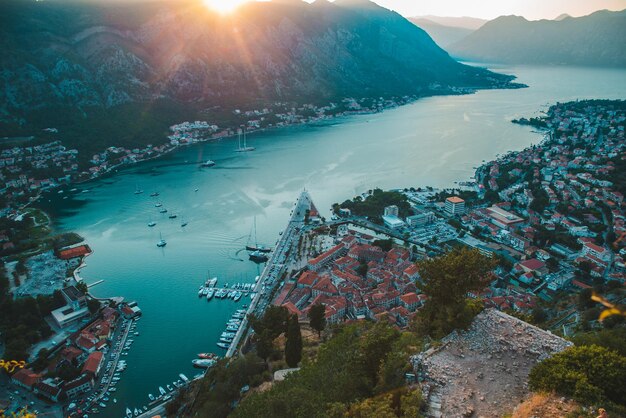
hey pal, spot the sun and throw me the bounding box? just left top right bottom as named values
left=202, top=0, right=250, bottom=14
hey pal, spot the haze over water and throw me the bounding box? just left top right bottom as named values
left=41, top=64, right=626, bottom=415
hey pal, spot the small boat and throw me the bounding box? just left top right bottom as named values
left=157, top=232, right=167, bottom=248
left=143, top=406, right=148, bottom=412
left=179, top=373, right=189, bottom=383
left=134, top=407, right=140, bottom=416
left=126, top=407, right=132, bottom=418
left=168, top=214, right=177, bottom=219
left=206, top=288, right=215, bottom=300
left=113, top=398, right=117, bottom=404
left=198, top=287, right=205, bottom=297
left=200, top=160, right=215, bottom=167
left=234, top=291, right=242, bottom=302
left=134, top=185, right=143, bottom=195
left=155, top=203, right=162, bottom=207
left=148, top=221, right=156, bottom=227
left=194, top=188, right=199, bottom=192
left=159, top=208, right=168, bottom=214
left=159, top=386, right=166, bottom=396
left=167, top=384, right=173, bottom=392
left=99, top=402, right=106, bottom=408
left=150, top=192, right=159, bottom=197
left=181, top=220, right=188, bottom=227
left=148, top=394, right=154, bottom=401
left=198, top=353, right=217, bottom=359
left=249, top=250, right=268, bottom=263
left=216, top=342, right=230, bottom=349
left=134, top=332, right=139, bottom=336
left=192, top=358, right=217, bottom=368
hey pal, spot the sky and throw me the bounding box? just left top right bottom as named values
left=307, top=0, right=626, bottom=20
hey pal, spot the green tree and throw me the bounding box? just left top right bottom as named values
left=529, top=345, right=626, bottom=406
left=309, top=303, right=326, bottom=337
left=75, top=281, right=88, bottom=294
left=87, top=298, right=101, bottom=314
left=285, top=314, right=303, bottom=367
left=413, top=248, right=495, bottom=338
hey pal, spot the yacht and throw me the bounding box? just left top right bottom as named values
left=167, top=384, right=173, bottom=392
left=148, top=394, right=155, bottom=401
left=200, top=160, right=216, bottom=167
left=157, top=232, right=167, bottom=248
left=206, top=288, right=215, bottom=300
left=233, top=291, right=242, bottom=302
left=134, top=408, right=140, bottom=416
left=198, top=287, right=205, bottom=297
left=126, top=407, right=132, bottom=418
left=179, top=373, right=189, bottom=383
left=235, top=128, right=255, bottom=152
left=159, top=386, right=167, bottom=396
left=216, top=342, right=230, bottom=349
left=192, top=358, right=217, bottom=368
left=155, top=203, right=162, bottom=207
left=134, top=185, right=143, bottom=195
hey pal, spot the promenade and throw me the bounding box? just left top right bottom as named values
left=225, top=190, right=311, bottom=358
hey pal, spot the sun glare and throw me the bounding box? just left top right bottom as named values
left=203, top=0, right=250, bottom=14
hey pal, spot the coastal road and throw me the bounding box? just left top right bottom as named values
left=224, top=190, right=311, bottom=358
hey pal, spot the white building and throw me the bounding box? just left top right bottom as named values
left=382, top=215, right=405, bottom=229
left=383, top=205, right=399, bottom=217
left=445, top=197, right=465, bottom=216
left=406, top=212, right=435, bottom=227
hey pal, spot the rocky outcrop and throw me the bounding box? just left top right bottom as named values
left=411, top=309, right=572, bottom=418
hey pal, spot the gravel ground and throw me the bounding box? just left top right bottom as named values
left=14, top=251, right=73, bottom=297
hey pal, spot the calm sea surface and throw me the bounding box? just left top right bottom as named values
left=40, top=64, right=626, bottom=415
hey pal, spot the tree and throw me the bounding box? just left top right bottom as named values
left=418, top=248, right=495, bottom=306
left=75, top=281, right=88, bottom=295
left=87, top=298, right=101, bottom=314
left=285, top=314, right=302, bottom=367
left=413, top=248, right=496, bottom=338
left=309, top=304, right=326, bottom=337
left=529, top=345, right=626, bottom=406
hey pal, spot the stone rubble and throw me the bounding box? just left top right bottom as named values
left=411, top=309, right=572, bottom=418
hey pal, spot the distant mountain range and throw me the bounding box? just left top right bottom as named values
left=408, top=18, right=474, bottom=48
left=0, top=0, right=517, bottom=128
left=448, top=9, right=626, bottom=67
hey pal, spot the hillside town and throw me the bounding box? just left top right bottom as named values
left=271, top=100, right=625, bottom=334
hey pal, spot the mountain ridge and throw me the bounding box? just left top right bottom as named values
left=449, top=8, right=626, bottom=67
left=0, top=0, right=519, bottom=128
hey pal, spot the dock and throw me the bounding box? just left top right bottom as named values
left=224, top=190, right=312, bottom=358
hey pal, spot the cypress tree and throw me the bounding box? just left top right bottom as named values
left=285, top=314, right=302, bottom=367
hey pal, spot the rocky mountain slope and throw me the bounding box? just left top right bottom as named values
left=449, top=9, right=626, bottom=67
left=0, top=0, right=518, bottom=127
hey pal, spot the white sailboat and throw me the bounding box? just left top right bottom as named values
left=235, top=128, right=255, bottom=152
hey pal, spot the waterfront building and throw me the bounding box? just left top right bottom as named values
left=445, top=196, right=465, bottom=216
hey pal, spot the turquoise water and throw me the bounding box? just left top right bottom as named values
left=41, top=64, right=626, bottom=416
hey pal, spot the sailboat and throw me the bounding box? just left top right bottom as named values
left=246, top=217, right=271, bottom=253
left=200, top=159, right=215, bottom=167
left=157, top=232, right=167, bottom=247
left=134, top=184, right=144, bottom=195
left=235, top=128, right=255, bottom=152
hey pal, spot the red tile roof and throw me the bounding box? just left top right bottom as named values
left=81, top=351, right=103, bottom=375
left=57, top=245, right=91, bottom=260
left=11, top=369, right=41, bottom=388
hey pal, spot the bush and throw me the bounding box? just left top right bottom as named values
left=528, top=345, right=626, bottom=406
